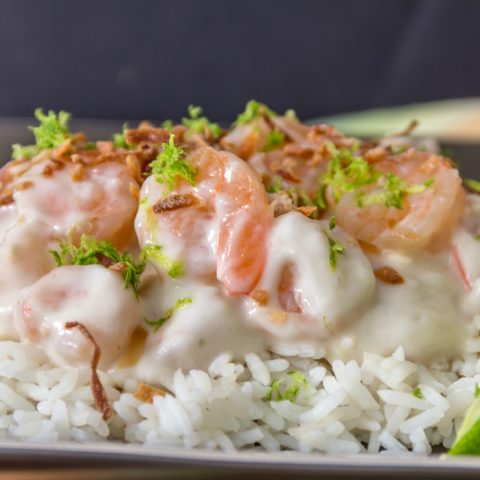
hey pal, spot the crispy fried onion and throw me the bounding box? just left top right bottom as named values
left=133, top=383, right=167, bottom=404
left=295, top=205, right=317, bottom=218
left=249, top=289, right=269, bottom=306
left=388, top=119, right=419, bottom=138
left=374, top=266, right=405, bottom=285
left=125, top=128, right=171, bottom=146
left=93, top=253, right=126, bottom=274
left=152, top=193, right=196, bottom=213
left=64, top=321, right=113, bottom=420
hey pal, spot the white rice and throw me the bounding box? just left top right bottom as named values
left=0, top=335, right=479, bottom=455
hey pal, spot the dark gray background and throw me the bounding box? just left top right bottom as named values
left=1, top=0, right=480, bottom=122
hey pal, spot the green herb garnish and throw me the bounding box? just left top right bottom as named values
left=145, top=297, right=193, bottom=333
left=315, top=184, right=328, bottom=210
left=148, top=133, right=196, bottom=193
left=263, top=130, right=285, bottom=152
left=113, top=123, right=130, bottom=149
left=323, top=228, right=345, bottom=271
left=358, top=174, right=433, bottom=209
left=264, top=371, right=309, bottom=402
left=11, top=108, right=72, bottom=160
left=50, top=234, right=145, bottom=294
left=161, top=119, right=174, bottom=130
left=320, top=143, right=433, bottom=210
left=30, top=108, right=71, bottom=150
left=328, top=216, right=337, bottom=230
left=297, top=189, right=314, bottom=207
left=140, top=244, right=184, bottom=278
left=11, top=144, right=37, bottom=161
left=449, top=389, right=480, bottom=455
left=320, top=143, right=380, bottom=203
left=266, top=176, right=282, bottom=194
left=412, top=387, right=423, bottom=399
left=234, top=100, right=277, bottom=126
left=182, top=105, right=222, bottom=139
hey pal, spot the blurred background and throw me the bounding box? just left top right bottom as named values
left=1, top=0, right=480, bottom=123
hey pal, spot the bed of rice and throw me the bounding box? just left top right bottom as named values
left=1, top=318, right=480, bottom=455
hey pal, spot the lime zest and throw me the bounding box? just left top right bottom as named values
left=182, top=105, right=222, bottom=139
left=140, top=244, right=184, bottom=278
left=113, top=123, right=130, bottom=149
left=49, top=235, right=145, bottom=294
left=11, top=108, right=72, bottom=160
left=263, top=371, right=309, bottom=402
left=262, top=130, right=285, bottom=152
left=145, top=297, right=192, bottom=333
left=234, top=100, right=277, bottom=126
left=148, top=133, right=196, bottom=193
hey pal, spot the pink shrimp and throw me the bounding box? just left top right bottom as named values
left=221, top=111, right=355, bottom=198
left=135, top=146, right=273, bottom=295
left=0, top=149, right=140, bottom=340
left=333, top=150, right=465, bottom=251
left=7, top=158, right=139, bottom=248
left=244, top=212, right=375, bottom=342
left=220, top=116, right=272, bottom=160
left=15, top=264, right=140, bottom=369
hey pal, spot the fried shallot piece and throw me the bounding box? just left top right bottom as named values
left=65, top=321, right=113, bottom=421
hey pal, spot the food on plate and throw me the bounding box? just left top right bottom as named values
left=1, top=104, right=480, bottom=455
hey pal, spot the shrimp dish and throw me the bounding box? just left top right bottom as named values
left=1, top=104, right=480, bottom=457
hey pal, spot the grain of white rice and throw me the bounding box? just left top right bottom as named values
left=378, top=390, right=430, bottom=410
left=385, top=406, right=411, bottom=435
left=232, top=427, right=264, bottom=448
left=245, top=353, right=271, bottom=386
left=265, top=359, right=289, bottom=373
left=379, top=430, right=408, bottom=452
left=308, top=366, right=326, bottom=386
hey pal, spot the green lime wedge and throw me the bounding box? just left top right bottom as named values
left=449, top=393, right=480, bottom=455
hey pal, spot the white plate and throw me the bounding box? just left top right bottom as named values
left=0, top=441, right=480, bottom=477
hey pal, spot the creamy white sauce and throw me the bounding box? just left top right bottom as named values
left=133, top=276, right=264, bottom=388
left=0, top=217, right=55, bottom=339
left=329, top=250, right=470, bottom=363
left=242, top=212, right=470, bottom=364
left=14, top=265, right=140, bottom=369
left=244, top=212, right=376, bottom=340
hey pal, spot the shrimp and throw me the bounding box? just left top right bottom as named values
left=222, top=110, right=356, bottom=199
left=244, top=212, right=375, bottom=342
left=333, top=150, right=465, bottom=251
left=0, top=144, right=140, bottom=339
left=10, top=159, right=138, bottom=248
left=0, top=218, right=56, bottom=339
left=14, top=265, right=140, bottom=369
left=135, top=145, right=273, bottom=295
left=220, top=116, right=272, bottom=160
